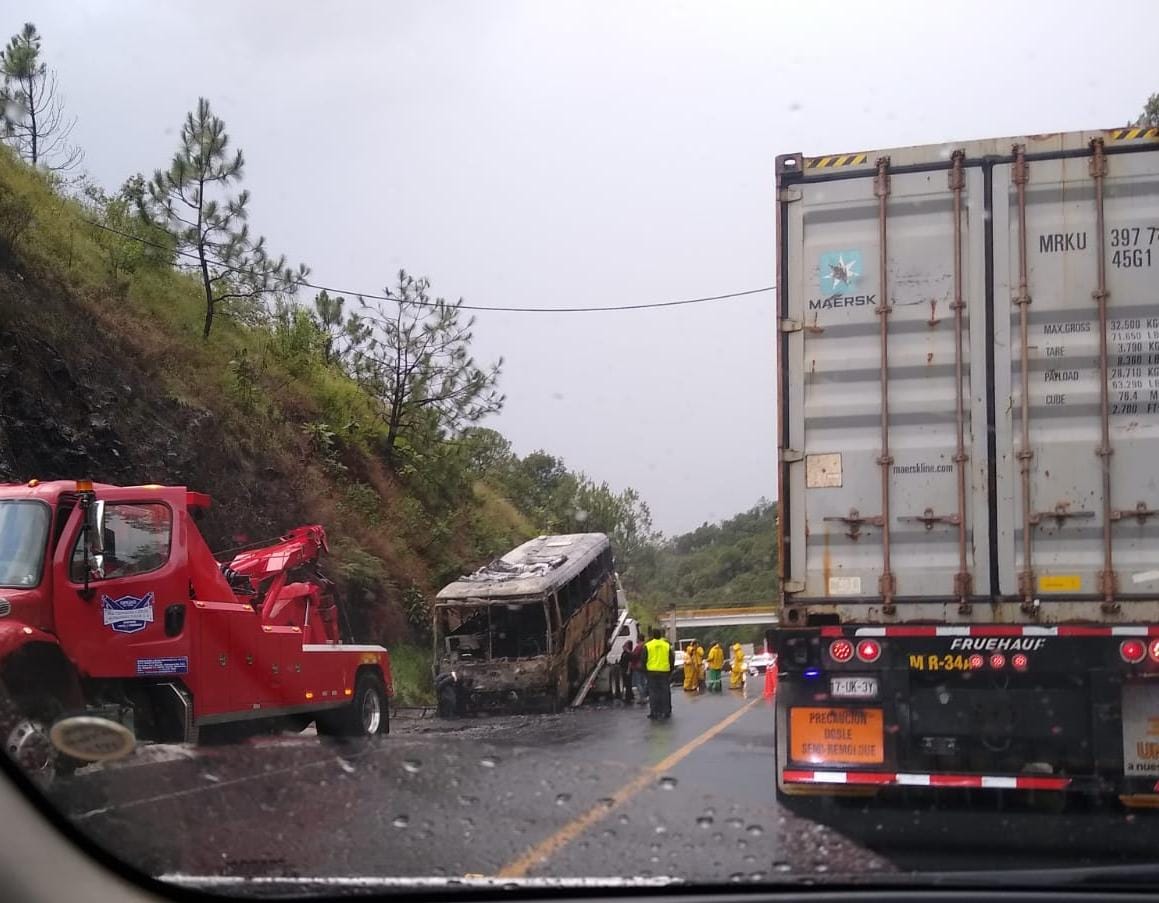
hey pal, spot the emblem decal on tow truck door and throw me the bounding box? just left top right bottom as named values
left=101, top=592, right=155, bottom=634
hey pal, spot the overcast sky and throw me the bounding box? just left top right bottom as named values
left=16, top=0, right=1157, bottom=534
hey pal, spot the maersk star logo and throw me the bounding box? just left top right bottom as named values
left=819, top=250, right=862, bottom=294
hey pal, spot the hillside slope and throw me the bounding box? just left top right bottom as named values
left=0, top=149, right=534, bottom=688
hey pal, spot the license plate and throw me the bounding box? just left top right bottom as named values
left=907, top=653, right=975, bottom=672
left=830, top=676, right=878, bottom=699
left=1122, top=683, right=1159, bottom=777
left=789, top=707, right=884, bottom=765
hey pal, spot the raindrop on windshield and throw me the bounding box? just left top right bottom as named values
left=746, top=824, right=764, bottom=836
left=479, top=755, right=498, bottom=768
left=555, top=793, right=572, bottom=806
left=392, top=815, right=409, bottom=828
left=774, top=861, right=792, bottom=873
left=729, top=873, right=746, bottom=883
left=658, top=775, right=678, bottom=790
left=696, top=815, right=714, bottom=829
left=815, top=863, right=830, bottom=873
left=402, top=758, right=422, bottom=774
left=725, top=817, right=744, bottom=829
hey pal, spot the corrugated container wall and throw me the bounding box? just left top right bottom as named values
left=777, top=128, right=1159, bottom=625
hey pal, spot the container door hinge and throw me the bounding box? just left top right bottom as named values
left=778, top=186, right=803, bottom=203
left=780, top=319, right=802, bottom=334
left=779, top=448, right=803, bottom=463
left=782, top=580, right=805, bottom=594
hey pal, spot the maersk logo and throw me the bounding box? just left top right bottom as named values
left=819, top=250, right=862, bottom=293
left=808, top=293, right=877, bottom=311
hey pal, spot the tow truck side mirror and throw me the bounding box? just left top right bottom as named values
left=85, top=500, right=106, bottom=557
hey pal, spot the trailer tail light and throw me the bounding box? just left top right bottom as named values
left=989, top=653, right=1006, bottom=670
left=1120, top=640, right=1147, bottom=664
left=968, top=654, right=985, bottom=670
left=1011, top=653, right=1029, bottom=672
left=855, top=639, right=881, bottom=663
left=828, top=639, right=854, bottom=663
left=1149, top=640, right=1159, bottom=664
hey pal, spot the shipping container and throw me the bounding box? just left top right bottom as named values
left=777, top=128, right=1159, bottom=625
left=771, top=128, right=1159, bottom=806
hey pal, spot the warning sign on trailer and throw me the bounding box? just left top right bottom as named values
left=1122, top=683, right=1159, bottom=777
left=790, top=707, right=884, bottom=766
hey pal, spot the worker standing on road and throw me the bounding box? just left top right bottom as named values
left=619, top=640, right=634, bottom=703
left=628, top=638, right=648, bottom=705
left=706, top=642, right=725, bottom=692
left=729, top=643, right=745, bottom=690
left=682, top=641, right=698, bottom=692
left=694, top=643, right=707, bottom=692
left=645, top=629, right=673, bottom=719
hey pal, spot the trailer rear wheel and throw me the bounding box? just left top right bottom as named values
left=318, top=674, right=389, bottom=738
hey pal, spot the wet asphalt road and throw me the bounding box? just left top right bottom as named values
left=42, top=684, right=1159, bottom=889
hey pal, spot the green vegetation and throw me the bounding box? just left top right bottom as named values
left=138, top=97, right=306, bottom=339
left=0, top=22, right=81, bottom=171
left=631, top=500, right=777, bottom=645
left=387, top=644, right=436, bottom=707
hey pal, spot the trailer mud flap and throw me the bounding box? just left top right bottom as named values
left=789, top=706, right=884, bottom=766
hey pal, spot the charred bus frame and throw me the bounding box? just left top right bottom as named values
left=433, top=534, right=618, bottom=714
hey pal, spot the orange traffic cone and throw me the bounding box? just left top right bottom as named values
left=763, top=655, right=778, bottom=699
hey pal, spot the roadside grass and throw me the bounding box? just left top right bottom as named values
left=389, top=643, right=435, bottom=707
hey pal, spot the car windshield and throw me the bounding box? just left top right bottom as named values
left=2, top=1, right=1159, bottom=899
left=0, top=501, right=50, bottom=588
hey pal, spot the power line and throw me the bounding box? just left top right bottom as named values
left=81, top=217, right=774, bottom=313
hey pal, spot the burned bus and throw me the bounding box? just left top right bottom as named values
left=433, top=533, right=619, bottom=715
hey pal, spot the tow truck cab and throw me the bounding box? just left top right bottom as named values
left=0, top=480, right=391, bottom=773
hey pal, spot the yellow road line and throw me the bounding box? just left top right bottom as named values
left=496, top=697, right=763, bottom=878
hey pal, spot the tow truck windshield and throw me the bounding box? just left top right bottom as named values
left=0, top=501, right=50, bottom=588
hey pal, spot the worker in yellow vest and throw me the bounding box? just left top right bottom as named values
left=729, top=643, right=745, bottom=690
left=644, top=629, right=674, bottom=720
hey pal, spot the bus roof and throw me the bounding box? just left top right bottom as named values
left=436, top=533, right=611, bottom=602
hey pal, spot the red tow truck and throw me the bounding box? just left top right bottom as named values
left=0, top=479, right=392, bottom=780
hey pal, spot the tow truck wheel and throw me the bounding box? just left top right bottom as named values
left=5, top=717, right=55, bottom=786
left=319, top=674, right=389, bottom=738
left=2, top=695, right=75, bottom=788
